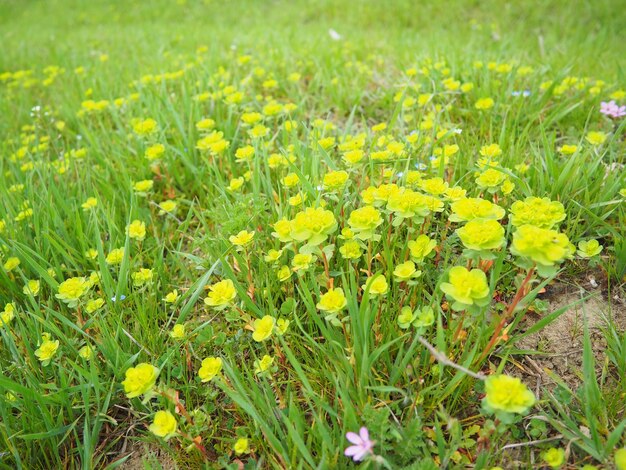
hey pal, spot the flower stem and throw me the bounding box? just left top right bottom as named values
left=478, top=266, right=535, bottom=362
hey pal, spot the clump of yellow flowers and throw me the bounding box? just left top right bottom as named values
left=4, top=44, right=621, bottom=469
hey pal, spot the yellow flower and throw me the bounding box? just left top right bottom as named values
left=81, top=197, right=98, bottom=210
left=480, top=143, right=502, bottom=158
left=449, top=198, right=505, bottom=222
left=397, top=306, right=417, bottom=329
left=501, top=178, right=515, bottom=195
left=1, top=303, right=15, bottom=326
left=204, top=279, right=237, bottom=309
left=233, top=437, right=250, bottom=455
left=342, top=149, right=365, bottom=165
left=616, top=448, right=626, bottom=470
left=419, top=177, right=448, bottom=196
left=402, top=172, right=421, bottom=189
left=133, top=180, right=154, bottom=193
left=252, top=315, right=275, bottom=342
left=149, top=410, right=177, bottom=439
left=56, top=277, right=90, bottom=307
left=514, top=163, right=530, bottom=174
left=510, top=197, right=565, bottom=228
left=86, top=298, right=105, bottom=313
left=483, top=374, right=535, bottom=414
left=317, top=136, right=335, bottom=150
left=443, top=187, right=466, bottom=203
left=264, top=249, right=283, bottom=263
left=3, top=257, right=20, bottom=272
left=276, top=318, right=290, bottom=335
left=132, top=118, right=158, bottom=136
left=228, top=177, right=244, bottom=192
left=23, top=279, right=40, bottom=296
left=249, top=124, right=268, bottom=139
left=164, top=289, right=179, bottom=303
left=585, top=131, right=607, bottom=146
left=362, top=183, right=400, bottom=206
left=79, top=345, right=93, bottom=360
left=196, top=118, right=216, bottom=131
left=106, top=248, right=125, bottom=265
left=88, top=271, right=100, bottom=287
left=408, top=235, right=437, bottom=261
left=339, top=240, right=363, bottom=259
left=386, top=188, right=430, bottom=219
left=317, top=288, right=347, bottom=313
left=511, top=225, right=571, bottom=266
left=241, top=112, right=262, bottom=125
left=362, top=275, right=388, bottom=297
left=348, top=206, right=383, bottom=240
left=132, top=268, right=153, bottom=286
left=159, top=200, right=177, bottom=214
left=284, top=120, right=298, bottom=131
left=323, top=171, right=349, bottom=191
left=254, top=355, right=274, bottom=375
left=229, top=230, right=255, bottom=248
left=35, top=336, right=60, bottom=364
left=475, top=98, right=494, bottom=110
left=198, top=357, right=223, bottom=382
left=145, top=143, right=165, bottom=160
left=15, top=208, right=33, bottom=222
left=281, top=173, right=300, bottom=188
left=122, top=363, right=159, bottom=398
left=398, top=305, right=434, bottom=329
left=558, top=144, right=578, bottom=155
left=577, top=239, right=603, bottom=258
left=393, top=261, right=420, bottom=281
left=541, top=448, right=565, bottom=468
left=127, top=220, right=146, bottom=241
left=277, top=265, right=292, bottom=282
left=456, top=219, right=505, bottom=251
left=235, top=145, right=255, bottom=162
left=170, top=324, right=186, bottom=339
left=292, top=253, right=315, bottom=271
left=289, top=207, right=337, bottom=246
left=440, top=266, right=490, bottom=309
left=475, top=168, right=507, bottom=192
left=288, top=193, right=305, bottom=207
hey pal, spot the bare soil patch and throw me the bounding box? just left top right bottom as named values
left=511, top=280, right=626, bottom=391
left=119, top=441, right=178, bottom=470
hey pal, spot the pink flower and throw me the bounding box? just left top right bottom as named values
left=600, top=100, right=626, bottom=119
left=344, top=427, right=375, bottom=462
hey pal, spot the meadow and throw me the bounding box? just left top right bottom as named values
left=0, top=0, right=625, bottom=468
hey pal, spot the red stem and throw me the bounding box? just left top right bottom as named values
left=478, top=266, right=535, bottom=362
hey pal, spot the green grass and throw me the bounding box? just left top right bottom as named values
left=0, top=0, right=625, bottom=468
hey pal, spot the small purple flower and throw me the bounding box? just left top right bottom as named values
left=344, top=427, right=374, bottom=462
left=600, top=100, right=626, bottom=119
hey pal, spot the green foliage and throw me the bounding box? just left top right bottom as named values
left=0, top=0, right=625, bottom=469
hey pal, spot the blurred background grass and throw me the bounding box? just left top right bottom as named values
left=1, top=0, right=625, bottom=77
